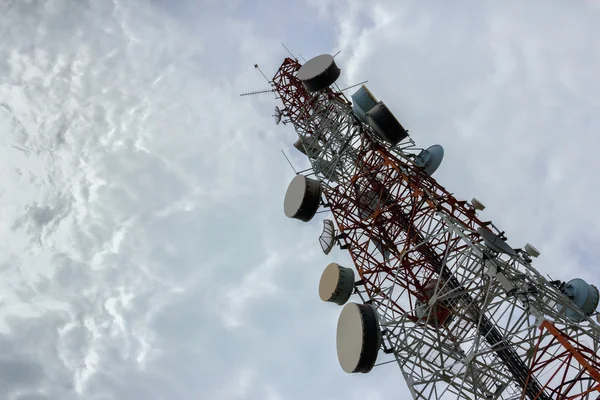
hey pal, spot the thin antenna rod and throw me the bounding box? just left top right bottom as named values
left=240, top=88, right=276, bottom=97
left=339, top=80, right=368, bottom=92
left=281, top=149, right=298, bottom=174
left=374, top=359, right=399, bottom=368
left=333, top=50, right=341, bottom=58
left=281, top=44, right=297, bottom=60
left=254, top=64, right=272, bottom=84
left=298, top=53, right=307, bottom=62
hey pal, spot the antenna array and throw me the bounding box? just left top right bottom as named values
left=246, top=52, right=600, bottom=400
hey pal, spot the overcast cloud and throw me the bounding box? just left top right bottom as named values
left=0, top=0, right=599, bottom=399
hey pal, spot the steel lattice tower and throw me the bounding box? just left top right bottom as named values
left=262, top=54, right=600, bottom=399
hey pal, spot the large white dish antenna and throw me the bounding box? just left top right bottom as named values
left=319, top=262, right=355, bottom=305
left=336, top=303, right=381, bottom=373
left=283, top=175, right=322, bottom=222
left=297, top=54, right=341, bottom=93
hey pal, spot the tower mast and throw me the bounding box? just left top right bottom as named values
left=265, top=54, right=600, bottom=399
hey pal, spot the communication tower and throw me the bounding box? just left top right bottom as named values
left=251, top=52, right=600, bottom=399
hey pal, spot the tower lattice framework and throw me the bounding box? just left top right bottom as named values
left=270, top=56, right=600, bottom=400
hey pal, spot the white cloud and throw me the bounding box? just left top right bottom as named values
left=0, top=0, right=599, bottom=399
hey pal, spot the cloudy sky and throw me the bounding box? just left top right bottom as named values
left=0, top=0, right=599, bottom=399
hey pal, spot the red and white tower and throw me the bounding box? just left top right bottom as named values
left=266, top=54, right=600, bottom=399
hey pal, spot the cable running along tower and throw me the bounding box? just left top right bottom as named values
left=258, top=53, right=600, bottom=399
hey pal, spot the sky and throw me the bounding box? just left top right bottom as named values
left=0, top=0, right=599, bottom=399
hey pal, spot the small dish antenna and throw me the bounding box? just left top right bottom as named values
left=557, top=278, right=600, bottom=322
left=273, top=106, right=282, bottom=125
left=471, top=198, right=486, bottom=211
left=319, top=219, right=337, bottom=255
left=524, top=243, right=540, bottom=258
left=476, top=227, right=517, bottom=256
left=413, top=145, right=444, bottom=176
